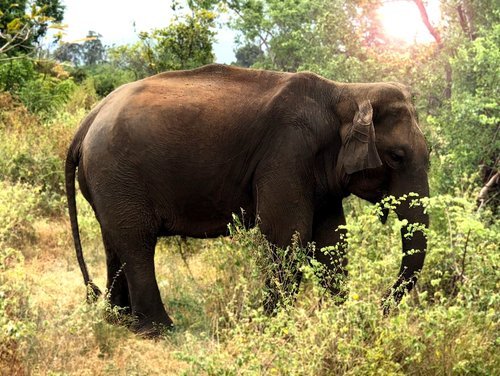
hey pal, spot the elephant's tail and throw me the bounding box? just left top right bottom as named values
left=65, top=113, right=102, bottom=303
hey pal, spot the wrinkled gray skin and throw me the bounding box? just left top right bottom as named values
left=66, top=64, right=429, bottom=336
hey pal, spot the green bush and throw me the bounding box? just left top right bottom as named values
left=86, top=64, right=135, bottom=97
left=0, top=59, right=37, bottom=92
left=0, top=59, right=79, bottom=118
left=427, top=26, right=499, bottom=195
left=17, top=76, right=77, bottom=117
left=169, top=194, right=499, bottom=375
left=0, top=129, right=66, bottom=214
left=0, top=181, right=40, bottom=247
left=0, top=242, right=36, bottom=375
left=421, top=195, right=499, bottom=305
left=0, top=90, right=91, bottom=215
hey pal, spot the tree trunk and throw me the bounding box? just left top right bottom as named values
left=457, top=1, right=477, bottom=41
left=413, top=0, right=452, bottom=99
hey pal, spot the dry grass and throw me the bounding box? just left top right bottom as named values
left=6, top=214, right=252, bottom=375
left=14, top=218, right=194, bottom=375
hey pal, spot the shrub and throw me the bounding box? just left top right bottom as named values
left=171, top=194, right=499, bottom=375
left=427, top=26, right=499, bottom=196
left=0, top=181, right=40, bottom=247
left=17, top=76, right=77, bottom=118
left=0, top=59, right=37, bottom=92
left=0, top=247, right=36, bottom=376
left=86, top=64, right=135, bottom=97
left=0, top=93, right=89, bottom=216
left=0, top=59, right=79, bottom=118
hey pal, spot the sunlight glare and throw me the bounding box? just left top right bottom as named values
left=378, top=0, right=441, bottom=44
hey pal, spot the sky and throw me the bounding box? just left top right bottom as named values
left=58, top=0, right=236, bottom=63
left=56, top=0, right=440, bottom=65
left=377, top=0, right=441, bottom=44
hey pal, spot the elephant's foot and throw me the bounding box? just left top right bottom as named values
left=319, top=269, right=349, bottom=305
left=381, top=285, right=406, bottom=316
left=262, top=289, right=296, bottom=315
left=130, top=312, right=174, bottom=338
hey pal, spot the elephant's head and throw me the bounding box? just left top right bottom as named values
left=336, top=82, right=429, bottom=311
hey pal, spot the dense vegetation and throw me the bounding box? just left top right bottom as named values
left=0, top=0, right=498, bottom=374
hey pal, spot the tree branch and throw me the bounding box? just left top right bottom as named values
left=457, top=1, right=477, bottom=40
left=413, top=0, right=442, bottom=47
left=477, top=171, right=499, bottom=211
left=0, top=24, right=34, bottom=55
left=413, top=0, right=452, bottom=98
left=456, top=4, right=472, bottom=41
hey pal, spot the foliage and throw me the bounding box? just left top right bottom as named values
left=0, top=181, right=40, bottom=247
left=0, top=58, right=77, bottom=116
left=0, top=181, right=39, bottom=374
left=17, top=73, right=76, bottom=115
left=224, top=0, right=327, bottom=71
left=0, top=0, right=64, bottom=56
left=52, top=40, right=81, bottom=65
left=0, top=89, right=91, bottom=215
left=108, top=8, right=216, bottom=78
left=167, top=195, right=498, bottom=375
left=80, top=31, right=106, bottom=66
left=427, top=25, right=499, bottom=195
left=0, top=57, right=37, bottom=91
left=143, top=8, right=216, bottom=72
left=233, top=43, right=262, bottom=67
left=107, top=43, right=150, bottom=80
left=0, top=247, right=36, bottom=375
left=84, top=64, right=135, bottom=97
left=1, top=181, right=496, bottom=374
left=53, top=31, right=107, bottom=67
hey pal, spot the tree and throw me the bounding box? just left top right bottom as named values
left=222, top=0, right=405, bottom=75
left=141, top=8, right=216, bottom=72
left=108, top=7, right=216, bottom=77
left=234, top=43, right=262, bottom=67
left=81, top=31, right=106, bottom=66
left=107, top=43, right=147, bottom=79
left=0, top=0, right=64, bottom=56
left=427, top=24, right=500, bottom=198
left=54, top=31, right=106, bottom=67
left=223, top=0, right=327, bottom=71
left=53, top=42, right=82, bottom=65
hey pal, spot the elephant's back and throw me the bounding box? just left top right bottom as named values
left=82, top=66, right=289, bottom=171
left=78, top=68, right=279, bottom=225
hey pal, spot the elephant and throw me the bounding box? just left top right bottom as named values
left=65, top=64, right=429, bottom=336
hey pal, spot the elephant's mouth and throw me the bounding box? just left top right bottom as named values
left=350, top=188, right=388, bottom=206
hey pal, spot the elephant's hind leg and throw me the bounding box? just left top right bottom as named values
left=102, top=232, right=131, bottom=316
left=107, top=229, right=173, bottom=337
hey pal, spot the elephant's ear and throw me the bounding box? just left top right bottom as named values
left=339, top=100, right=382, bottom=174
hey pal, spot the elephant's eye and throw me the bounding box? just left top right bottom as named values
left=387, top=149, right=405, bottom=167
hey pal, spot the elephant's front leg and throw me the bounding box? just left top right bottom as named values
left=311, top=200, right=348, bottom=303
left=262, top=243, right=305, bottom=315
left=254, top=175, right=314, bottom=315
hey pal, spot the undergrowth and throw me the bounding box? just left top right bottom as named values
left=2, top=184, right=497, bottom=374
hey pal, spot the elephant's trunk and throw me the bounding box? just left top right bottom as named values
left=384, top=172, right=429, bottom=312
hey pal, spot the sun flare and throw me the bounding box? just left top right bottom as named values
left=377, top=0, right=441, bottom=44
